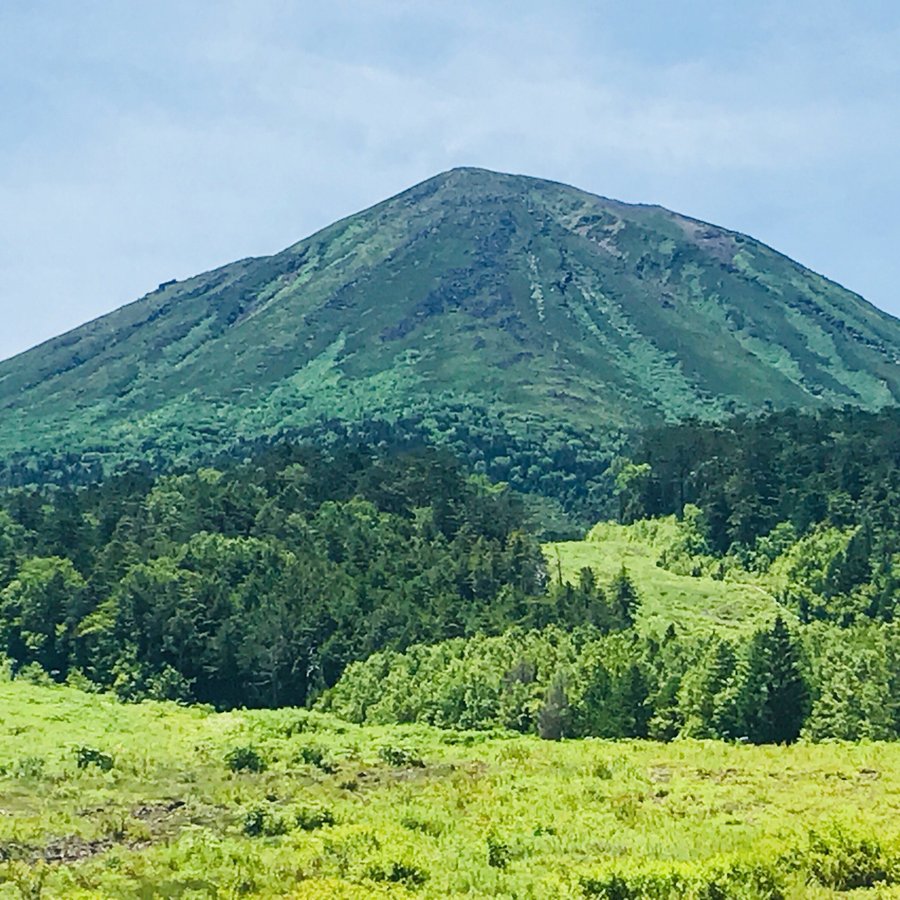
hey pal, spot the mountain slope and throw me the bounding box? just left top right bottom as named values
left=2, top=167, right=899, bottom=459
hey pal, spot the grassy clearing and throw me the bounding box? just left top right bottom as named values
left=545, top=519, right=782, bottom=636
left=1, top=682, right=900, bottom=897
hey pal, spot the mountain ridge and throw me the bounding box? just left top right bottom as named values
left=2, top=166, right=899, bottom=461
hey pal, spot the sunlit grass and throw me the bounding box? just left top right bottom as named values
left=545, top=518, right=781, bottom=635
left=1, top=681, right=899, bottom=896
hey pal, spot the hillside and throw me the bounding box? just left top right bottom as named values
left=2, top=167, right=900, bottom=462
left=2, top=680, right=900, bottom=897
left=545, top=518, right=781, bottom=635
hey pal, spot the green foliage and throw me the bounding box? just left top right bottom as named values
left=580, top=858, right=787, bottom=899
left=321, top=615, right=900, bottom=743
left=75, top=745, right=114, bottom=771
left=800, top=824, right=900, bottom=891
left=623, top=407, right=900, bottom=624
left=0, top=556, right=86, bottom=675
left=1, top=680, right=899, bottom=897
left=548, top=517, right=780, bottom=635
left=740, top=616, right=809, bottom=744
left=241, top=806, right=272, bottom=837
left=803, top=635, right=897, bottom=741
left=536, top=671, right=570, bottom=741
left=485, top=832, right=512, bottom=869
left=609, top=565, right=640, bottom=627
left=377, top=744, right=424, bottom=768
left=294, top=803, right=336, bottom=831
left=0, top=444, right=547, bottom=708
left=225, top=745, right=267, bottom=774
left=11, top=755, right=45, bottom=779
left=367, top=859, right=429, bottom=887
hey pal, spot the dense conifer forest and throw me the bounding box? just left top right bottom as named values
left=1, top=407, right=897, bottom=743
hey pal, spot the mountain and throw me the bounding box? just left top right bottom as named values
left=2, top=167, right=899, bottom=461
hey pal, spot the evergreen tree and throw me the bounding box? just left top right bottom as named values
left=609, top=565, right=640, bottom=628
left=678, top=639, right=741, bottom=739
left=612, top=662, right=651, bottom=738
left=803, top=644, right=895, bottom=741
left=740, top=616, right=809, bottom=744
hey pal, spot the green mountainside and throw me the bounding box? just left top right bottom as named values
left=2, top=167, right=900, bottom=461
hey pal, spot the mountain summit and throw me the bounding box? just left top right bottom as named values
left=2, top=167, right=899, bottom=458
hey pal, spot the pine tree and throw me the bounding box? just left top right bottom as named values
left=613, top=662, right=651, bottom=738
left=678, top=638, right=740, bottom=739
left=740, top=616, right=809, bottom=743
left=609, top=565, right=640, bottom=628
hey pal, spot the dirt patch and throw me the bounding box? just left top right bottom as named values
left=0, top=799, right=188, bottom=867
left=1, top=835, right=152, bottom=865
left=43, top=836, right=115, bottom=863
left=674, top=215, right=739, bottom=263
left=132, top=798, right=186, bottom=822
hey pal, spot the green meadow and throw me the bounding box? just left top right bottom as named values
left=2, top=680, right=899, bottom=898
left=545, top=518, right=782, bottom=636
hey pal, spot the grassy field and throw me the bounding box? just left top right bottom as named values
left=2, top=680, right=900, bottom=898
left=545, top=518, right=784, bottom=636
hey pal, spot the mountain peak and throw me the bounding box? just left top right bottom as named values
left=1, top=170, right=898, bottom=461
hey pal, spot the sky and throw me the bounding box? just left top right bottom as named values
left=1, top=0, right=899, bottom=361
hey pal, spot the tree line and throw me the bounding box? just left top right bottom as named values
left=0, top=445, right=547, bottom=707
left=0, top=407, right=897, bottom=741
left=322, top=614, right=900, bottom=743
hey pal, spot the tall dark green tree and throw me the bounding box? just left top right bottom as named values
left=740, top=616, right=809, bottom=744
left=609, top=565, right=640, bottom=628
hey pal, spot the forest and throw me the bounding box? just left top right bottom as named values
left=1, top=407, right=897, bottom=743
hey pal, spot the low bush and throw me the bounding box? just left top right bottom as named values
left=487, top=832, right=512, bottom=870
left=75, top=746, right=113, bottom=771
left=295, top=803, right=336, bottom=831
left=800, top=824, right=899, bottom=891
left=367, top=860, right=428, bottom=887
left=580, top=858, right=785, bottom=899
left=242, top=806, right=290, bottom=837
left=295, top=743, right=337, bottom=773
left=377, top=744, right=424, bottom=768
left=11, top=755, right=46, bottom=779
left=225, top=745, right=267, bottom=774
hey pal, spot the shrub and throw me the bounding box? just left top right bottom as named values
left=295, top=743, right=337, bottom=773
left=537, top=673, right=570, bottom=740
left=487, top=833, right=511, bottom=869
left=225, top=745, right=267, bottom=773
left=12, top=755, right=46, bottom=779
left=581, top=866, right=691, bottom=899
left=295, top=803, right=336, bottom=831
left=400, top=814, right=444, bottom=837
left=367, top=861, right=428, bottom=887
left=15, top=663, right=53, bottom=686
left=278, top=712, right=313, bottom=736
left=242, top=806, right=289, bottom=837
left=700, top=860, right=785, bottom=899
left=802, top=825, right=896, bottom=891
left=580, top=858, right=785, bottom=899
left=75, top=746, right=114, bottom=771
left=377, top=744, right=424, bottom=768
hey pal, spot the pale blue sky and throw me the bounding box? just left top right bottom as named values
left=2, top=0, right=899, bottom=360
